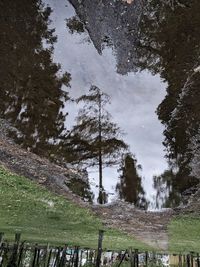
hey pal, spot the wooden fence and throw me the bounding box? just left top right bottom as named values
left=0, top=232, right=200, bottom=267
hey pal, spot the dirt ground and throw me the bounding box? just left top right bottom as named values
left=0, top=119, right=198, bottom=251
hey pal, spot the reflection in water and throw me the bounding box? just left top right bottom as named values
left=0, top=0, right=70, bottom=157
left=1, top=0, right=200, bottom=208
left=116, top=153, right=149, bottom=209
left=66, top=175, right=94, bottom=203
left=153, top=169, right=199, bottom=209
left=61, top=85, right=128, bottom=204
left=134, top=0, right=200, bottom=206
left=68, top=0, right=143, bottom=74
left=64, top=0, right=167, bottom=206
left=0, top=0, right=94, bottom=201
left=66, top=16, right=85, bottom=35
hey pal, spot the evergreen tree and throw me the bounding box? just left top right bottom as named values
left=0, top=0, right=71, bottom=157
left=153, top=169, right=199, bottom=209
left=64, top=85, right=128, bottom=204
left=135, top=0, right=200, bottom=175
left=116, top=154, right=148, bottom=209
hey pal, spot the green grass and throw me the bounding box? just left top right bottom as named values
left=0, top=166, right=150, bottom=250
left=169, top=215, right=200, bottom=253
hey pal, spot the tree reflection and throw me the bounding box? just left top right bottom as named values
left=66, top=0, right=200, bottom=205
left=66, top=16, right=85, bottom=34
left=153, top=169, right=199, bottom=209
left=68, top=0, right=143, bottom=74
left=0, top=0, right=71, bottom=157
left=134, top=0, right=200, bottom=204
left=116, top=154, right=149, bottom=209
left=136, top=0, right=200, bottom=174
left=0, top=0, right=95, bottom=202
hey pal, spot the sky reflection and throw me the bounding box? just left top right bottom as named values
left=46, top=0, right=168, bottom=207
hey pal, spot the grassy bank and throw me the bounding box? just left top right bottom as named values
left=169, top=215, right=200, bottom=253
left=0, top=166, right=149, bottom=250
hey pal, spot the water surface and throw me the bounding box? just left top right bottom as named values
left=1, top=0, right=199, bottom=209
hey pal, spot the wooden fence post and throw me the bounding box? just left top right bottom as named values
left=32, top=245, right=38, bottom=267
left=71, top=248, right=75, bottom=267
left=59, top=246, right=67, bottom=267
left=36, top=247, right=40, bottom=267
left=53, top=247, right=61, bottom=267
left=47, top=249, right=52, bottom=267
left=96, top=230, right=104, bottom=267
left=43, top=243, right=49, bottom=267
left=74, top=246, right=79, bottom=267
left=134, top=249, right=139, bottom=267
left=0, top=233, right=4, bottom=247
left=197, top=253, right=200, bottom=267
left=178, top=254, right=182, bottom=267
left=186, top=254, right=190, bottom=267
left=129, top=248, right=134, bottom=267
left=145, top=251, right=148, bottom=267
left=190, top=252, right=194, bottom=267
left=7, top=233, right=21, bottom=267
left=17, top=241, right=25, bottom=267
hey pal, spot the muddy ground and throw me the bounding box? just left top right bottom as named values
left=0, top=119, right=199, bottom=251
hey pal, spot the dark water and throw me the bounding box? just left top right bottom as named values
left=0, top=0, right=200, bottom=209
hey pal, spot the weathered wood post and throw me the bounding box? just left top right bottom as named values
left=47, top=249, right=52, bottom=267
left=0, top=233, right=4, bottom=247
left=7, top=232, right=21, bottom=267
left=190, top=252, right=194, bottom=267
left=90, top=250, right=95, bottom=264
left=86, top=249, right=89, bottom=264
left=178, top=254, right=182, bottom=267
left=59, top=246, right=67, bottom=267
left=17, top=241, right=25, bottom=267
left=0, top=232, right=4, bottom=260
left=53, top=247, right=61, bottom=267
left=145, top=251, right=148, bottom=267
left=134, top=249, right=139, bottom=267
left=43, top=243, right=49, bottom=267
left=32, top=244, right=38, bottom=267
left=197, top=253, right=200, bottom=267
left=74, top=246, right=79, bottom=267
left=183, top=255, right=186, bottom=266
left=36, top=247, right=40, bottom=267
left=96, top=230, right=104, bottom=267
left=186, top=254, right=191, bottom=267
left=71, top=248, right=75, bottom=267
left=129, top=248, right=135, bottom=267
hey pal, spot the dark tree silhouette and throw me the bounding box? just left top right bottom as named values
left=116, top=153, right=149, bottom=209
left=64, top=85, right=128, bottom=204
left=0, top=0, right=71, bottom=157
left=66, top=16, right=85, bottom=34
left=153, top=169, right=199, bottom=209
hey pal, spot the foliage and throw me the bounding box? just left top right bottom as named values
left=116, top=154, right=149, bottom=209
left=66, top=16, right=85, bottom=34
left=65, top=177, right=94, bottom=203
left=62, top=85, right=128, bottom=204
left=136, top=0, right=200, bottom=177
left=0, top=0, right=71, bottom=158
left=64, top=86, right=128, bottom=168
left=153, top=169, right=198, bottom=209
